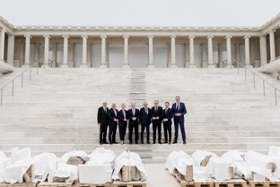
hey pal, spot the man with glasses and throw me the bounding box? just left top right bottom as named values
left=127, top=103, right=140, bottom=144
left=97, top=101, right=109, bottom=144
left=151, top=100, right=163, bottom=144
left=139, top=101, right=152, bottom=144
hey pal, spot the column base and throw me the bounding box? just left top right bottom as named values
left=170, top=64, right=177, bottom=68
left=189, top=64, right=197, bottom=68
left=202, top=61, right=208, bottom=68
left=147, top=64, right=155, bottom=68
left=43, top=64, right=50, bottom=68
left=22, top=65, right=30, bottom=69
left=87, top=61, right=91, bottom=68
left=245, top=64, right=253, bottom=68
left=208, top=64, right=216, bottom=68
left=80, top=64, right=88, bottom=68
left=100, top=64, right=107, bottom=68
left=60, top=65, right=68, bottom=68
left=226, top=64, right=233, bottom=69
left=122, top=65, right=129, bottom=68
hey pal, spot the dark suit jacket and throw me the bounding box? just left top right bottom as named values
left=151, top=106, right=164, bottom=121
left=108, top=108, right=118, bottom=126
left=139, top=107, right=152, bottom=125
left=162, top=108, right=173, bottom=124
left=97, top=106, right=109, bottom=125
left=172, top=102, right=187, bottom=123
left=118, top=110, right=128, bottom=126
left=127, top=108, right=140, bottom=126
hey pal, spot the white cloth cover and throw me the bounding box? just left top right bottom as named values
left=165, top=151, right=181, bottom=173
left=33, top=153, right=57, bottom=177
left=191, top=150, right=218, bottom=166
left=112, top=151, right=147, bottom=181
left=234, top=162, right=251, bottom=179
left=78, top=164, right=112, bottom=184
left=206, top=157, right=231, bottom=181
left=193, top=166, right=211, bottom=181
left=268, top=146, right=280, bottom=157
left=221, top=150, right=245, bottom=165
left=54, top=163, right=77, bottom=183
left=60, top=150, right=89, bottom=164
left=87, top=147, right=116, bottom=167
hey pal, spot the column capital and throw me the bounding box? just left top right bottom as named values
left=43, top=34, right=51, bottom=38
left=100, top=35, right=107, bottom=39
left=243, top=35, right=250, bottom=39
left=170, top=35, right=176, bottom=39
left=270, top=29, right=276, bottom=33
left=123, top=35, right=129, bottom=39
left=81, top=35, right=88, bottom=38
left=207, top=35, right=214, bottom=39
left=24, top=34, right=32, bottom=38
left=225, top=35, right=232, bottom=39
left=1, top=28, right=6, bottom=32
left=188, top=35, right=195, bottom=39
left=62, top=35, right=69, bottom=39
left=147, top=35, right=154, bottom=39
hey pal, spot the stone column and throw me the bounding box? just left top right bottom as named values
left=23, top=34, right=32, bottom=68
left=7, top=34, right=15, bottom=66
left=123, top=35, right=129, bottom=68
left=69, top=42, right=74, bottom=68
left=226, top=35, right=232, bottom=68
left=201, top=43, right=207, bottom=68
left=269, top=30, right=276, bottom=61
left=52, top=42, right=57, bottom=68
left=148, top=35, right=154, bottom=68
left=218, top=43, right=223, bottom=68
left=170, top=35, right=177, bottom=68
left=81, top=35, right=88, bottom=68
left=43, top=34, right=50, bottom=68
left=167, top=43, right=171, bottom=67
left=87, top=42, right=91, bottom=67
left=100, top=35, right=107, bottom=68
left=185, top=42, right=189, bottom=68
left=207, top=35, right=215, bottom=68
left=234, top=42, right=240, bottom=68
left=0, top=29, right=5, bottom=61
left=189, top=35, right=196, bottom=68
left=61, top=35, right=69, bottom=68
left=244, top=35, right=252, bottom=68
left=33, top=42, right=40, bottom=67
left=259, top=35, right=267, bottom=66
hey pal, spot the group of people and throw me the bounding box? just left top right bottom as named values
left=97, top=96, right=187, bottom=145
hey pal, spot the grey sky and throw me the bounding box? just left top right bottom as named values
left=0, top=0, right=279, bottom=27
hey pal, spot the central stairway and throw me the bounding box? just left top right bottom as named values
left=0, top=68, right=279, bottom=163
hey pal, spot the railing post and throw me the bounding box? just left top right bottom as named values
left=12, top=80, right=14, bottom=97
left=0, top=88, right=2, bottom=106
left=263, top=80, right=265, bottom=96
left=21, top=74, right=23, bottom=88
left=253, top=73, right=255, bottom=88
left=275, top=88, right=277, bottom=106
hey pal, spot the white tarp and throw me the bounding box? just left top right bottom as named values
left=193, top=166, right=211, bottom=181
left=268, top=146, right=280, bottom=157
left=206, top=157, right=232, bottom=181
left=112, top=151, right=147, bottom=181
left=192, top=150, right=218, bottom=166
left=0, top=152, right=8, bottom=183
left=33, top=153, right=57, bottom=177
left=78, top=164, right=112, bottom=184
left=87, top=147, right=116, bottom=166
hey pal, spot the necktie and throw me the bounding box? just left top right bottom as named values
left=155, top=107, right=158, bottom=112
left=123, top=110, right=126, bottom=118
left=177, top=103, right=180, bottom=111
left=133, top=109, right=135, bottom=116
left=145, top=108, right=148, bottom=114
left=114, top=109, right=116, bottom=116
left=104, top=107, right=107, bottom=113
left=165, top=109, right=167, bottom=113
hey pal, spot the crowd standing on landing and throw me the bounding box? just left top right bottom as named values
left=97, top=96, right=187, bottom=145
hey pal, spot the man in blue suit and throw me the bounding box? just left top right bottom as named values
left=107, top=103, right=118, bottom=144
left=139, top=101, right=152, bottom=144
left=118, top=103, right=128, bottom=145
left=172, top=96, right=187, bottom=144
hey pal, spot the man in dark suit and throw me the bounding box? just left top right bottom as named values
left=97, top=101, right=109, bottom=144
left=151, top=100, right=163, bottom=144
left=172, top=96, right=187, bottom=144
left=127, top=103, right=140, bottom=144
left=139, top=101, right=152, bottom=144
left=107, top=103, right=118, bottom=144
left=163, top=102, right=173, bottom=144
left=118, top=103, right=128, bottom=145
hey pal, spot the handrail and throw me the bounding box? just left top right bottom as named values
left=232, top=58, right=279, bottom=106
left=0, top=57, right=51, bottom=106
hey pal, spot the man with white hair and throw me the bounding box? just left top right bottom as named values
left=118, top=103, right=128, bottom=145
left=139, top=101, right=152, bottom=144
left=97, top=101, right=109, bottom=144
left=108, top=103, right=118, bottom=144
left=127, top=102, right=140, bottom=144
left=172, top=96, right=187, bottom=144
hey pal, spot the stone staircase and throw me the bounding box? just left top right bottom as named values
left=0, top=67, right=280, bottom=163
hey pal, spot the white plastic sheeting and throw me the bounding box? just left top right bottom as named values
left=192, top=150, right=218, bottom=166
left=206, top=157, right=232, bottom=181
left=112, top=151, right=147, bottom=181
left=86, top=147, right=116, bottom=166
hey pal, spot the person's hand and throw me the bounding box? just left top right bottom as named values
left=98, top=123, right=101, bottom=126
left=114, top=118, right=118, bottom=122
left=153, top=117, right=156, bottom=120
left=139, top=123, right=142, bottom=126
left=156, top=117, right=159, bottom=119
left=132, top=117, right=136, bottom=121
left=124, top=119, right=127, bottom=121
left=175, top=113, right=181, bottom=116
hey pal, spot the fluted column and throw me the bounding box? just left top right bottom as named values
left=259, top=35, right=267, bottom=66
left=100, top=35, right=107, bottom=68
left=170, top=35, right=177, bottom=68
left=218, top=43, right=223, bottom=68
left=148, top=35, right=154, bottom=68
left=201, top=43, right=207, bottom=68
left=87, top=43, right=91, bottom=67
left=33, top=42, right=40, bottom=67
left=43, top=34, right=50, bottom=68
left=226, top=35, right=232, bottom=68
left=185, top=42, right=189, bottom=68
left=23, top=34, right=32, bottom=68
left=52, top=42, right=57, bottom=68
left=81, top=35, right=88, bottom=68
left=244, top=35, right=252, bottom=68
left=7, top=35, right=14, bottom=66
left=69, top=42, right=74, bottom=68
left=207, top=35, right=215, bottom=68
left=123, top=35, right=129, bottom=68
left=269, top=30, right=276, bottom=61
left=61, top=35, right=69, bottom=68
left=189, top=35, right=196, bottom=68
left=0, top=29, right=5, bottom=61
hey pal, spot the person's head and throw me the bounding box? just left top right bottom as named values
left=165, top=102, right=169, bottom=108
left=143, top=101, right=148, bottom=108
left=121, top=103, right=126, bottom=110
left=175, top=96, right=180, bottom=103
left=112, top=103, right=116, bottom=108
left=102, top=101, right=107, bottom=107
left=131, top=102, right=136, bottom=109
left=154, top=100, right=159, bottom=107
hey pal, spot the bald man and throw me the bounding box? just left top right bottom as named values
left=127, top=103, right=140, bottom=144
left=97, top=101, right=109, bottom=144
left=139, top=101, right=152, bottom=144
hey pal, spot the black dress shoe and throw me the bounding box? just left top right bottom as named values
left=153, top=142, right=156, bottom=144
left=103, top=142, right=109, bottom=144
left=109, top=142, right=112, bottom=145
left=129, top=142, right=132, bottom=144
left=113, top=142, right=119, bottom=144
left=141, top=141, right=144, bottom=144
left=159, top=142, right=162, bottom=144
left=100, top=142, right=103, bottom=145
left=172, top=141, right=177, bottom=144
left=164, top=141, right=168, bottom=144
left=135, top=142, right=138, bottom=144
left=183, top=141, right=186, bottom=144
left=147, top=142, right=150, bottom=144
